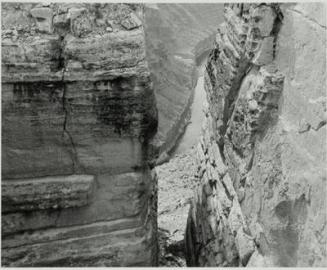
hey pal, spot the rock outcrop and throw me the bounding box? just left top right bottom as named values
left=186, top=3, right=326, bottom=267
left=2, top=3, right=157, bottom=266
left=156, top=148, right=198, bottom=266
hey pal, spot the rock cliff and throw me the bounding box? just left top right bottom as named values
left=186, top=3, right=326, bottom=267
left=2, top=3, right=157, bottom=266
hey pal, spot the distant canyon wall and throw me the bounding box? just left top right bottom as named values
left=186, top=3, right=326, bottom=267
left=144, top=4, right=224, bottom=157
left=2, top=3, right=157, bottom=266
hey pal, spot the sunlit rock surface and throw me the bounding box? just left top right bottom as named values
left=2, top=3, right=157, bottom=266
left=186, top=3, right=326, bottom=267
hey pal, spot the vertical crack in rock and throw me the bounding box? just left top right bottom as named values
left=59, top=32, right=79, bottom=173
left=270, top=5, right=284, bottom=59
left=62, top=73, right=79, bottom=173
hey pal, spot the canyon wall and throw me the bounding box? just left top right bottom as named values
left=144, top=4, right=224, bottom=158
left=1, top=3, right=157, bottom=266
left=186, top=3, right=326, bottom=267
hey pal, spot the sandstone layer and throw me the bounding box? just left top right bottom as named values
left=186, top=3, right=326, bottom=267
left=2, top=3, right=157, bottom=266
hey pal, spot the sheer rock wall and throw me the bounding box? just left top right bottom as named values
left=186, top=3, right=326, bottom=267
left=2, top=3, right=157, bottom=266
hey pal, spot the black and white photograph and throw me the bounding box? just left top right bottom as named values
left=1, top=0, right=326, bottom=267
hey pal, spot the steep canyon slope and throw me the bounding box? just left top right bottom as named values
left=144, top=4, right=224, bottom=157
left=2, top=3, right=157, bottom=266
left=185, top=3, right=326, bottom=267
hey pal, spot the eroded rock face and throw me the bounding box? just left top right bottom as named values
left=2, top=3, right=158, bottom=266
left=186, top=3, right=326, bottom=267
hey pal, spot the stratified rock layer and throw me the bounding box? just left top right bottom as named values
left=186, top=3, right=326, bottom=267
left=2, top=3, right=157, bottom=266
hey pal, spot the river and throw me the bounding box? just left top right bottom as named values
left=171, top=58, right=208, bottom=156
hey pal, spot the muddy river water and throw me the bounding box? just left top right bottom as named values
left=172, top=59, right=208, bottom=156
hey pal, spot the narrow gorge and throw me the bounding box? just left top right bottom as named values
left=1, top=2, right=326, bottom=267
